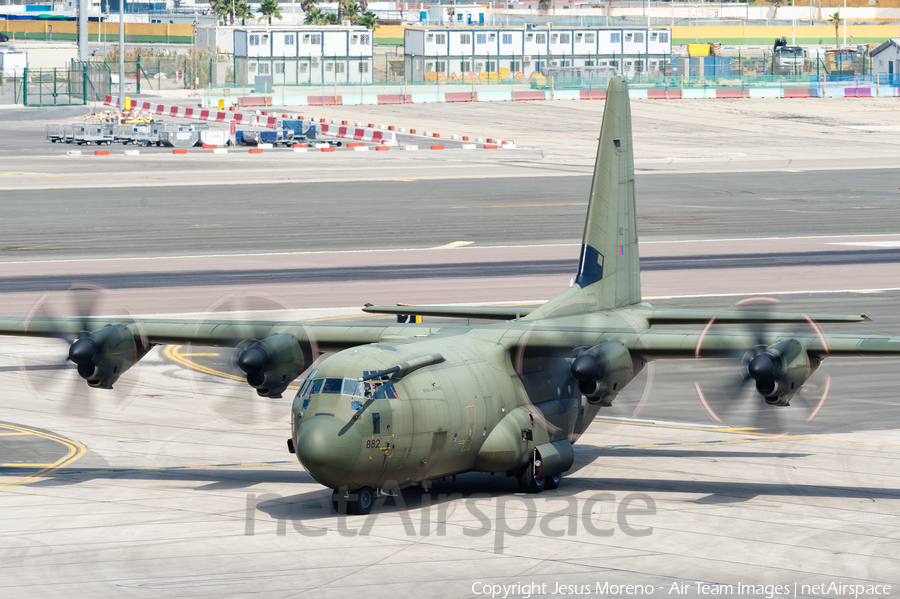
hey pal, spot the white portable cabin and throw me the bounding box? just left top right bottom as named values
left=404, top=25, right=671, bottom=81
left=234, top=26, right=374, bottom=85
left=872, top=39, right=900, bottom=84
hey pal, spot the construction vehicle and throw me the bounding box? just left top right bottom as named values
left=773, top=38, right=806, bottom=76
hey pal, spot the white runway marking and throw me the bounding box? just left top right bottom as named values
left=829, top=241, right=900, bottom=248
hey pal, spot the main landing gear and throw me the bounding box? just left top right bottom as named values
left=517, top=458, right=563, bottom=493
left=331, top=486, right=376, bottom=515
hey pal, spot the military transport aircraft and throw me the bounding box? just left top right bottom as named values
left=2, top=77, right=899, bottom=515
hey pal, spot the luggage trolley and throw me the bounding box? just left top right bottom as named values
left=130, top=122, right=166, bottom=147
left=73, top=119, right=115, bottom=146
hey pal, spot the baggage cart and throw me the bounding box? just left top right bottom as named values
left=72, top=119, right=115, bottom=146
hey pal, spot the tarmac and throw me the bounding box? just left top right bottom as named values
left=0, top=97, right=899, bottom=598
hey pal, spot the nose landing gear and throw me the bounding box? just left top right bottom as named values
left=331, top=486, right=376, bottom=515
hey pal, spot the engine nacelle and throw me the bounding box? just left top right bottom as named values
left=237, top=333, right=312, bottom=398
left=569, top=340, right=642, bottom=405
left=68, top=324, right=151, bottom=389
left=748, top=339, right=818, bottom=405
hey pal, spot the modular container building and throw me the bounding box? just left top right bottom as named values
left=234, top=26, right=375, bottom=85
left=403, top=25, right=671, bottom=81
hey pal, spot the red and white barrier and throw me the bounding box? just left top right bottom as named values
left=104, top=95, right=279, bottom=128
left=318, top=123, right=397, bottom=145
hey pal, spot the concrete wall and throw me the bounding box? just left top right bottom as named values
left=0, top=21, right=194, bottom=44
left=671, top=24, right=900, bottom=45
left=4, top=44, right=79, bottom=69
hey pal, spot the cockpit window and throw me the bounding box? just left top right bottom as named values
left=322, top=378, right=343, bottom=394
left=343, top=378, right=365, bottom=396
left=310, top=379, right=324, bottom=395
left=366, top=381, right=399, bottom=400
left=297, top=379, right=312, bottom=398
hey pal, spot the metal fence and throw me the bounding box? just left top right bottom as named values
left=0, top=70, right=23, bottom=105
left=18, top=63, right=111, bottom=107
left=399, top=50, right=872, bottom=84
left=83, top=55, right=233, bottom=93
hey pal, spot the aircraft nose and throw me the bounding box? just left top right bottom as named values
left=295, top=416, right=362, bottom=489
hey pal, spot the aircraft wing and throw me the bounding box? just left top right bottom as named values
left=644, top=310, right=870, bottom=325
left=362, top=304, right=540, bottom=320
left=512, top=325, right=900, bottom=359
left=0, top=316, right=455, bottom=352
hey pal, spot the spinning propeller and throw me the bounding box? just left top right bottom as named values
left=21, top=285, right=146, bottom=418
left=184, top=293, right=312, bottom=426
left=693, top=296, right=831, bottom=436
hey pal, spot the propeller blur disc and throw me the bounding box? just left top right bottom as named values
left=183, top=293, right=302, bottom=427
left=20, top=286, right=143, bottom=418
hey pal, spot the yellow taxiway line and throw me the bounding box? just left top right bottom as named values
left=0, top=422, right=86, bottom=491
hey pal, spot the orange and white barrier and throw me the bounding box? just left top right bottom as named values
left=104, top=95, right=279, bottom=128
left=318, top=123, right=397, bottom=146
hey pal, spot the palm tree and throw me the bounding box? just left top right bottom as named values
left=258, top=0, right=283, bottom=25
left=340, top=0, right=360, bottom=23
left=771, top=0, right=782, bottom=21
left=356, top=11, right=378, bottom=29
left=322, top=12, right=338, bottom=24
left=828, top=11, right=841, bottom=48
left=209, top=0, right=232, bottom=25
left=300, top=0, right=317, bottom=13
left=538, top=0, right=551, bottom=13
left=304, top=6, right=325, bottom=24
left=234, top=0, right=253, bottom=26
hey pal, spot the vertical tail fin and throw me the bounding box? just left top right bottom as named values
left=526, top=77, right=641, bottom=320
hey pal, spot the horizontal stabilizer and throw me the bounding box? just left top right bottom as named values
left=362, top=304, right=539, bottom=320
left=647, top=310, right=870, bottom=326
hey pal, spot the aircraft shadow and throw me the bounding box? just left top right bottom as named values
left=252, top=446, right=854, bottom=523
left=8, top=466, right=315, bottom=490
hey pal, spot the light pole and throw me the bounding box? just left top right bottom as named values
left=842, top=0, right=847, bottom=47
left=119, top=0, right=125, bottom=112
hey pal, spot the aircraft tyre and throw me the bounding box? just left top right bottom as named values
left=352, top=487, right=376, bottom=515
left=545, top=472, right=562, bottom=490
left=331, top=487, right=377, bottom=515
left=517, top=462, right=546, bottom=494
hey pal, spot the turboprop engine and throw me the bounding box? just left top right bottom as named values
left=569, top=340, right=643, bottom=404
left=68, top=324, right=151, bottom=389
left=236, top=333, right=312, bottom=398
left=747, top=339, right=818, bottom=405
